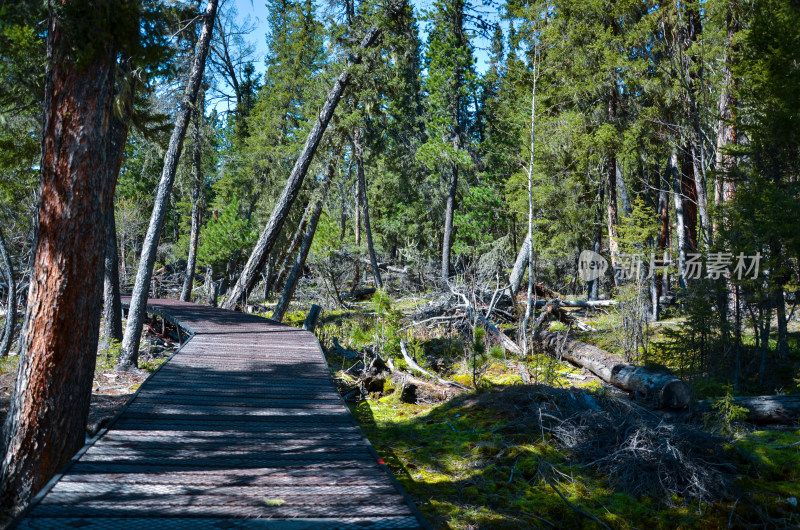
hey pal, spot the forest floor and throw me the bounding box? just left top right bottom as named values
left=272, top=290, right=800, bottom=530
left=0, top=318, right=177, bottom=440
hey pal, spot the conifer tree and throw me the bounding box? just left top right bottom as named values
left=420, top=0, right=476, bottom=284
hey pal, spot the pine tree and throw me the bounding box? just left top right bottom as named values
left=419, top=0, right=476, bottom=283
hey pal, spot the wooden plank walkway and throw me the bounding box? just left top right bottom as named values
left=17, top=299, right=428, bottom=529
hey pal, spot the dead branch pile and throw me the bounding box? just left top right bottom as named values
left=328, top=338, right=467, bottom=404
left=469, top=385, right=734, bottom=504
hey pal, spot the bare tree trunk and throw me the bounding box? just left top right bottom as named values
left=657, top=161, right=670, bottom=297
left=181, top=93, right=205, bottom=302
left=102, top=208, right=123, bottom=345
left=606, top=99, right=619, bottom=283
left=353, top=127, right=382, bottom=289
left=776, top=286, right=789, bottom=360
left=0, top=6, right=118, bottom=509
left=588, top=179, right=604, bottom=301
left=0, top=228, right=16, bottom=357
left=352, top=156, right=361, bottom=291
left=119, top=0, right=218, bottom=370
left=670, top=150, right=687, bottom=287
left=270, top=203, right=311, bottom=296
left=522, top=63, right=537, bottom=354
left=690, top=142, right=712, bottom=247
left=101, top=74, right=134, bottom=348
left=441, top=161, right=457, bottom=284
left=273, top=160, right=335, bottom=322
left=223, top=28, right=380, bottom=310
left=509, top=234, right=531, bottom=297
left=714, top=4, right=739, bottom=212
left=616, top=160, right=632, bottom=217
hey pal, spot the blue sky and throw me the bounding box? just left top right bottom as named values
left=231, top=0, right=500, bottom=77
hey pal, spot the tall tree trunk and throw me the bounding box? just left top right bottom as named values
left=606, top=97, right=619, bottom=284
left=102, top=209, right=123, bottom=345
left=522, top=64, right=537, bottom=354
left=223, top=28, right=380, bottom=310
left=657, top=162, right=670, bottom=297
left=690, top=142, right=712, bottom=246
left=588, top=179, right=604, bottom=301
left=181, top=93, right=205, bottom=302
left=441, top=0, right=465, bottom=286
left=714, top=4, right=739, bottom=211
left=670, top=150, right=687, bottom=287
left=119, top=0, right=218, bottom=369
left=776, top=285, right=789, bottom=360
left=352, top=155, right=361, bottom=291
left=273, top=160, right=335, bottom=322
left=441, top=161, right=458, bottom=284
left=101, top=71, right=134, bottom=348
left=0, top=5, right=118, bottom=509
left=617, top=160, right=632, bottom=217
left=680, top=147, right=698, bottom=252
left=353, top=127, right=382, bottom=289
left=0, top=228, right=16, bottom=358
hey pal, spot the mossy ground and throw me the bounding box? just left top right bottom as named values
left=313, top=297, right=800, bottom=529
left=347, top=387, right=799, bottom=529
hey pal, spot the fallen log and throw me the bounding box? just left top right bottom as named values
left=695, top=394, right=800, bottom=425
left=535, top=300, right=616, bottom=308
left=341, top=287, right=376, bottom=301
left=358, top=258, right=413, bottom=277
left=536, top=330, right=691, bottom=409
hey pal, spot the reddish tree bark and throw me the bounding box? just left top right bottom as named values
left=0, top=6, right=119, bottom=510
left=680, top=148, right=698, bottom=252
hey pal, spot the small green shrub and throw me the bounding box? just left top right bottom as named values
left=96, top=339, right=121, bottom=372
left=705, top=388, right=749, bottom=437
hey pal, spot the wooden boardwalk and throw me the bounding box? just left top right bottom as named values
left=17, top=299, right=428, bottom=529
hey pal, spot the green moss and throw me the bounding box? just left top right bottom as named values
left=140, top=357, right=168, bottom=374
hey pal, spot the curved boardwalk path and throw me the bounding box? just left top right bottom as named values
left=17, top=299, right=428, bottom=529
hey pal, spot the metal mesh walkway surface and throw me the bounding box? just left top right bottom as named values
left=16, top=299, right=428, bottom=529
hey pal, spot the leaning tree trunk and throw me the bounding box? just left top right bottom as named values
left=0, top=227, right=16, bottom=358
left=269, top=203, right=311, bottom=297
left=0, top=7, right=118, bottom=510
left=273, top=160, right=334, bottom=322
left=181, top=93, right=205, bottom=302
left=509, top=234, right=531, bottom=298
left=223, top=28, right=381, bottom=310
left=119, top=0, right=218, bottom=370
left=536, top=330, right=690, bottom=409
left=353, top=127, right=382, bottom=289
